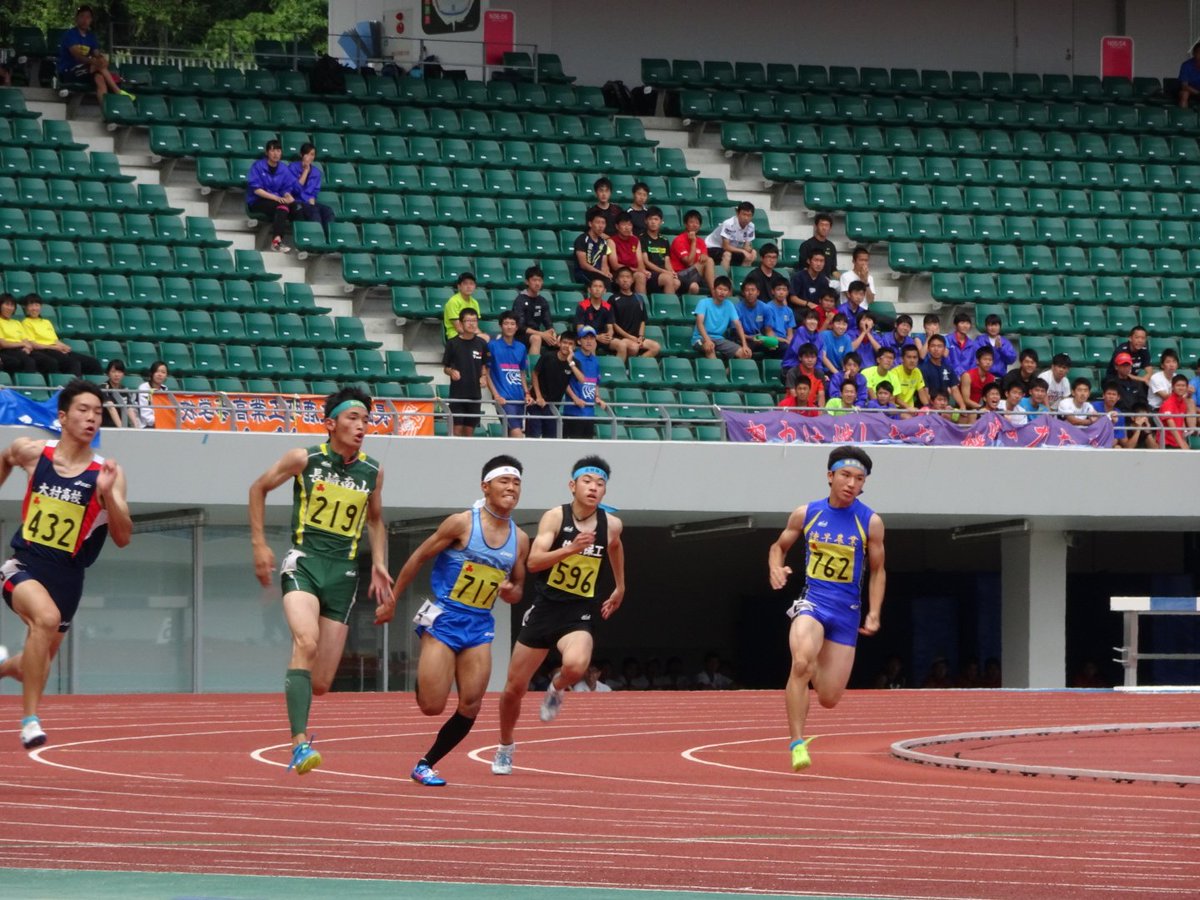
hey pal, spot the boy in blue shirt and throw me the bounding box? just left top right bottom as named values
left=1015, top=378, right=1051, bottom=423
left=819, top=313, right=853, bottom=375
left=485, top=312, right=532, bottom=437
left=864, top=381, right=900, bottom=417
left=736, top=280, right=771, bottom=353
left=693, top=276, right=751, bottom=360
left=829, top=352, right=868, bottom=404
left=851, top=309, right=881, bottom=368
left=763, top=280, right=796, bottom=357
left=57, top=5, right=134, bottom=105
left=562, top=327, right=607, bottom=439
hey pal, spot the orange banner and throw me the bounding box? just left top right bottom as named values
left=152, top=393, right=434, bottom=436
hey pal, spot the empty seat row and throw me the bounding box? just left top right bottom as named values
left=970, top=302, right=1200, bottom=344
left=0, top=208, right=228, bottom=246
left=0, top=116, right=86, bottom=150
left=0, top=147, right=132, bottom=181
left=0, top=176, right=180, bottom=214
left=889, top=241, right=1200, bottom=276
left=933, top=273, right=1200, bottom=308
left=0, top=239, right=277, bottom=281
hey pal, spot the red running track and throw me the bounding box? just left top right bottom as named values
left=1, top=690, right=1198, bottom=899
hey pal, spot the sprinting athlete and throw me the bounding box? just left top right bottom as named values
left=0, top=380, right=132, bottom=749
left=768, top=445, right=885, bottom=772
left=249, top=387, right=391, bottom=775
left=375, top=455, right=528, bottom=787
left=492, top=455, right=624, bottom=775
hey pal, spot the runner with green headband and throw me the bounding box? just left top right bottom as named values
left=492, top=455, right=625, bottom=776
left=767, top=445, right=886, bottom=772
left=249, top=386, right=392, bottom=775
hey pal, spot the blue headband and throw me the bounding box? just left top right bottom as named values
left=831, top=458, right=868, bottom=474
left=327, top=399, right=368, bottom=419
left=572, top=466, right=608, bottom=482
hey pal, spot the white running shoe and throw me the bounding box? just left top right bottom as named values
left=539, top=685, right=564, bottom=722
left=492, top=743, right=514, bottom=775
left=21, top=717, right=46, bottom=750
left=0, top=644, right=8, bottom=669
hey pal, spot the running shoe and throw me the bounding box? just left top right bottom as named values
left=21, top=716, right=46, bottom=750
left=0, top=644, right=8, bottom=669
left=117, top=88, right=137, bottom=101
left=539, top=684, right=563, bottom=722
left=491, top=743, right=514, bottom=775
left=271, top=237, right=291, bottom=253
left=287, top=738, right=322, bottom=775
left=410, top=763, right=446, bottom=786
left=790, top=738, right=811, bottom=772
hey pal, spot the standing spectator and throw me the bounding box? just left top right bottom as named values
left=484, top=311, right=531, bottom=438
left=0, top=293, right=38, bottom=376
left=608, top=269, right=660, bottom=361
left=100, top=359, right=135, bottom=428
left=890, top=344, right=930, bottom=416
left=762, top=280, right=796, bottom=353
left=57, top=5, right=134, bottom=105
left=1111, top=351, right=1149, bottom=411
left=574, top=276, right=616, bottom=354
left=919, top=334, right=964, bottom=409
left=561, top=327, right=606, bottom=438
left=742, top=243, right=789, bottom=299
left=1038, top=353, right=1072, bottom=411
left=1000, top=349, right=1041, bottom=396
left=510, top=266, right=556, bottom=355
left=1159, top=374, right=1196, bottom=450
left=796, top=212, right=838, bottom=276
left=246, top=139, right=298, bottom=253
left=527, top=332, right=582, bottom=439
left=977, top=314, right=1018, bottom=377
left=1105, top=325, right=1153, bottom=384
left=21, top=294, right=102, bottom=376
left=627, top=181, right=651, bottom=234
left=1147, top=348, right=1180, bottom=412
left=442, top=272, right=485, bottom=342
left=829, top=352, right=868, bottom=405
left=639, top=207, right=680, bottom=295
left=606, top=213, right=653, bottom=296
left=961, top=346, right=999, bottom=414
left=818, top=313, right=853, bottom=375
left=572, top=212, right=613, bottom=291
left=1058, top=377, right=1098, bottom=426
left=837, top=246, right=875, bottom=303
left=946, top=311, right=978, bottom=378
left=669, top=210, right=717, bottom=296
left=135, top=360, right=169, bottom=429
left=704, top=201, right=758, bottom=271
left=585, top=177, right=620, bottom=236
left=1177, top=40, right=1200, bottom=108
left=289, top=143, right=335, bottom=239
left=441, top=308, right=489, bottom=437
left=788, top=250, right=831, bottom=313
left=692, top=276, right=751, bottom=360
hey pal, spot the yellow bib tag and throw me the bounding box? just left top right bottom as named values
left=304, top=480, right=367, bottom=537
left=547, top=553, right=601, bottom=598
left=450, top=561, right=505, bottom=610
left=23, top=493, right=86, bottom=552
left=806, top=540, right=855, bottom=584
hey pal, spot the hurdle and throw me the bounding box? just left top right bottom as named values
left=1111, top=596, right=1200, bottom=688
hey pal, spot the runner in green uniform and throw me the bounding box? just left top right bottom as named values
left=249, top=387, right=392, bottom=775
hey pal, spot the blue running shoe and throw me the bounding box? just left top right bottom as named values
left=287, top=737, right=322, bottom=775
left=411, top=762, right=446, bottom=786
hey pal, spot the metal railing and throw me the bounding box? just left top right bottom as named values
left=1111, top=596, right=1200, bottom=687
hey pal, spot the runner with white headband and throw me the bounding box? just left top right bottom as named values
left=375, top=455, right=529, bottom=787
left=767, top=445, right=886, bottom=772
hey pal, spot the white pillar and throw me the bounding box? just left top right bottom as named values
left=488, top=605, right=512, bottom=692
left=1001, top=529, right=1068, bottom=688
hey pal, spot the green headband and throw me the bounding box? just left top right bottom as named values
left=327, top=399, right=368, bottom=420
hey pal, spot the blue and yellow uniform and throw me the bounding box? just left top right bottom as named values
left=416, top=508, right=518, bottom=652
left=789, top=497, right=873, bottom=646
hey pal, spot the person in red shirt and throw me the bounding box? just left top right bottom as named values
left=778, top=379, right=819, bottom=416
left=1159, top=374, right=1196, bottom=449
left=606, top=213, right=651, bottom=296
left=669, top=210, right=716, bottom=296
left=784, top=343, right=826, bottom=408
left=959, top=345, right=996, bottom=413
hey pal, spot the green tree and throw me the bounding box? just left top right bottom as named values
left=203, top=0, right=329, bottom=57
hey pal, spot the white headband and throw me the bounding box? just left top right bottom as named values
left=483, top=465, right=522, bottom=483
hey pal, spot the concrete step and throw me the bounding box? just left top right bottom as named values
left=642, top=128, right=689, bottom=150
left=118, top=163, right=160, bottom=185
left=26, top=100, right=66, bottom=120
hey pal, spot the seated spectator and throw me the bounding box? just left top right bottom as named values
left=608, top=268, right=660, bottom=360
left=864, top=381, right=900, bottom=417
left=862, top=346, right=898, bottom=401
left=694, top=651, right=735, bottom=690
left=627, top=181, right=651, bottom=234
left=442, top=308, right=489, bottom=437
left=1111, top=351, right=1149, bottom=411
left=736, top=281, right=772, bottom=354
left=1159, top=374, right=1196, bottom=450
left=511, top=266, right=556, bottom=355
left=825, top=379, right=860, bottom=415
left=21, top=294, right=102, bottom=376
left=982, top=657, right=1002, bottom=688
left=585, top=176, right=620, bottom=236
left=1070, top=660, right=1108, bottom=688
left=742, top=243, right=789, bottom=299
left=960, top=345, right=997, bottom=412
left=704, top=201, right=758, bottom=271
left=852, top=309, right=882, bottom=368
left=1057, top=377, right=1098, bottom=426
left=571, top=663, right=614, bottom=692
left=888, top=344, right=929, bottom=417
left=1120, top=401, right=1159, bottom=449
left=837, top=281, right=869, bottom=333
left=661, top=657, right=692, bottom=690
left=965, top=381, right=1003, bottom=424
left=528, top=331, right=580, bottom=439
left=645, top=657, right=669, bottom=689
left=692, top=276, right=751, bottom=360
left=1147, top=348, right=1180, bottom=412
left=783, top=344, right=825, bottom=406
left=915, top=313, right=941, bottom=361
left=1016, top=377, right=1051, bottom=423
left=829, top=351, right=868, bottom=405
left=1106, top=325, right=1153, bottom=384
left=246, top=139, right=299, bottom=253
left=669, top=209, right=717, bottom=295
left=922, top=657, right=954, bottom=689
left=796, top=212, right=837, bottom=276
left=639, top=206, right=680, bottom=295
left=609, top=657, right=649, bottom=691
left=484, top=311, right=530, bottom=438
left=761, top=280, right=795, bottom=356
left=818, top=313, right=853, bottom=375
left=919, top=334, right=964, bottom=409
left=573, top=211, right=614, bottom=291
left=100, top=358, right=135, bottom=428
left=561, top=326, right=606, bottom=439
left=57, top=5, right=134, bottom=106
left=135, top=360, right=169, bottom=429
left=788, top=250, right=831, bottom=313
left=838, top=245, right=875, bottom=303
left=872, top=655, right=907, bottom=689
left=1001, top=348, right=1041, bottom=397
left=977, top=314, right=1018, bottom=377
left=1178, top=40, right=1200, bottom=108
left=783, top=309, right=822, bottom=373
left=1038, top=353, right=1072, bottom=411
left=946, top=311, right=978, bottom=378
left=0, top=293, right=38, bottom=376
left=998, top=382, right=1028, bottom=425
left=955, top=658, right=983, bottom=689
left=575, top=276, right=616, bottom=354
left=879, top=313, right=916, bottom=356
left=288, top=143, right=335, bottom=239
left=924, top=389, right=957, bottom=420
left=443, top=271, right=486, bottom=342
left=814, top=289, right=839, bottom=331
left=778, top=377, right=820, bottom=416
left=607, top=213, right=652, bottom=296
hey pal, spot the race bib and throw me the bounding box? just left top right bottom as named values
left=304, top=480, right=367, bottom=536
left=23, top=493, right=85, bottom=552
left=547, top=553, right=600, bottom=598
left=449, top=561, right=505, bottom=610
left=413, top=598, right=444, bottom=628
left=806, top=541, right=855, bottom=584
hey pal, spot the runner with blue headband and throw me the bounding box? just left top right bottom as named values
left=767, top=445, right=886, bottom=773
left=492, top=455, right=626, bottom=776
left=248, top=386, right=392, bottom=776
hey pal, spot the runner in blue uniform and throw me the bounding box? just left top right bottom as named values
left=376, top=455, right=529, bottom=786
left=768, top=446, right=886, bottom=772
left=0, top=380, right=132, bottom=749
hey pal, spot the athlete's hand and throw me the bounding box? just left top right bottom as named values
left=600, top=586, right=624, bottom=619
left=498, top=578, right=522, bottom=604
left=374, top=598, right=395, bottom=625
left=252, top=542, right=276, bottom=588
left=769, top=565, right=792, bottom=590
left=568, top=531, right=595, bottom=552
left=859, top=611, right=881, bottom=636
left=368, top=563, right=393, bottom=606
left=96, top=458, right=120, bottom=498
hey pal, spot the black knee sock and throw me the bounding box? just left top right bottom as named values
left=421, top=712, right=476, bottom=767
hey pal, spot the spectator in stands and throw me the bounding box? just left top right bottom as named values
left=608, top=267, right=660, bottom=360
left=659, top=657, right=692, bottom=690
left=829, top=352, right=868, bottom=405
left=788, top=250, right=831, bottom=313
left=704, top=201, right=758, bottom=272
left=639, top=207, right=680, bottom=295
left=134, top=359, right=169, bottom=429
left=960, top=345, right=996, bottom=414
left=527, top=331, right=581, bottom=440
left=735, top=281, right=771, bottom=353
left=1106, top=325, right=1153, bottom=384
left=863, top=346, right=897, bottom=401
left=762, top=280, right=795, bottom=356
left=963, top=381, right=1002, bottom=424
left=628, top=182, right=651, bottom=234
left=511, top=266, right=556, bottom=355
left=1070, top=660, right=1107, bottom=688
left=571, top=663, right=613, bottom=692
left=246, top=139, right=299, bottom=253
left=694, top=652, right=735, bottom=690
left=837, top=281, right=869, bottom=332
left=778, top=378, right=819, bottom=415
left=978, top=314, right=1018, bottom=377
left=814, top=289, right=838, bottom=331
left=573, top=211, right=614, bottom=291
left=1016, top=378, right=1051, bottom=423
left=289, top=143, right=335, bottom=239
left=1120, top=402, right=1159, bottom=449
left=852, top=309, right=882, bottom=368
left=1177, top=40, right=1200, bottom=108
left=999, top=382, right=1028, bottom=425
left=921, top=657, right=954, bottom=689
left=606, top=213, right=653, bottom=296
left=57, top=5, right=134, bottom=105
left=441, top=308, right=488, bottom=437
left=1188, top=358, right=1200, bottom=401
left=1000, top=348, right=1041, bottom=397
left=443, top=272, right=484, bottom=342
left=818, top=313, right=853, bottom=375
left=785, top=308, right=822, bottom=370
left=783, top=344, right=825, bottom=407
left=872, top=655, right=907, bottom=689
left=1098, top=379, right=1125, bottom=423
left=585, top=176, right=620, bottom=236
left=864, top=381, right=900, bottom=417
left=692, top=276, right=751, bottom=360
left=797, top=212, right=837, bottom=276
left=1147, top=348, right=1180, bottom=413
left=915, top=313, right=941, bottom=361
left=982, top=658, right=1002, bottom=688
left=1037, top=353, right=1072, bottom=411
left=100, top=359, right=134, bottom=428
left=484, top=311, right=531, bottom=438
left=1057, top=377, right=1097, bottom=426
left=947, top=312, right=978, bottom=378
left=610, top=657, right=649, bottom=691
left=1111, top=351, right=1149, bottom=411
left=838, top=245, right=874, bottom=303
left=825, top=379, right=860, bottom=415
left=891, top=344, right=930, bottom=416
left=955, top=658, right=983, bottom=689
left=21, top=294, right=101, bottom=377
left=924, top=390, right=956, bottom=420
left=575, top=276, right=616, bottom=354
left=742, top=243, right=789, bottom=299
left=919, top=335, right=964, bottom=409
left=0, top=293, right=38, bottom=376
left=561, top=326, right=606, bottom=439
left=879, top=313, right=915, bottom=355
left=1159, top=374, right=1196, bottom=450
left=670, top=210, right=717, bottom=296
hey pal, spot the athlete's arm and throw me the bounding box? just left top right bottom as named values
left=0, top=437, right=45, bottom=487
left=526, top=506, right=593, bottom=573
left=97, top=459, right=132, bottom=548
left=859, top=513, right=886, bottom=636
left=498, top=529, right=530, bottom=605
left=768, top=504, right=808, bottom=590
left=247, top=447, right=308, bottom=587
left=600, top=514, right=625, bottom=619
left=376, top=510, right=470, bottom=623
left=365, top=466, right=393, bottom=605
